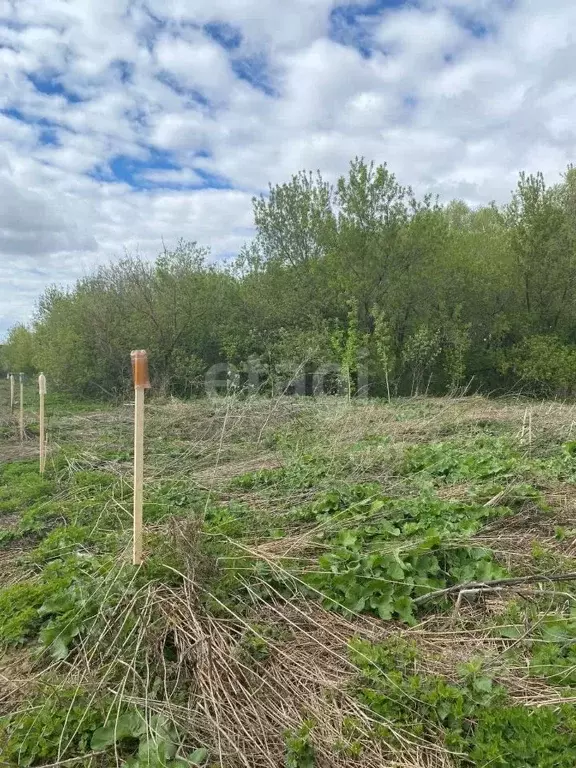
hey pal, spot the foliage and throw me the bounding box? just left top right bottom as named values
left=442, top=309, right=471, bottom=392
left=310, top=536, right=505, bottom=624
left=498, top=609, right=576, bottom=688
left=470, top=704, right=576, bottom=767
left=503, top=335, right=576, bottom=396
left=349, top=638, right=576, bottom=765
left=400, top=435, right=527, bottom=484
left=0, top=696, right=208, bottom=768
left=372, top=306, right=396, bottom=400
left=230, top=455, right=328, bottom=492
left=330, top=299, right=367, bottom=399
left=1, top=324, right=37, bottom=374
left=0, top=687, right=108, bottom=766
left=284, top=721, right=316, bottom=768
left=7, top=159, right=576, bottom=398
left=0, top=554, right=114, bottom=657
left=0, top=463, right=55, bottom=515
left=302, top=483, right=508, bottom=623
left=91, top=710, right=208, bottom=767
left=401, top=324, right=442, bottom=395
left=349, top=638, right=506, bottom=750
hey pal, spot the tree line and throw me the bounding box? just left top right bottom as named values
left=3, top=158, right=576, bottom=399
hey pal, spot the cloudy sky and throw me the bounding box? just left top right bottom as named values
left=1, top=0, right=575, bottom=336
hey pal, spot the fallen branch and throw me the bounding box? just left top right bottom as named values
left=414, top=571, right=576, bottom=605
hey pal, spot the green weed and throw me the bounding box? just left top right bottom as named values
left=284, top=720, right=316, bottom=768
left=400, top=436, right=527, bottom=484
left=348, top=636, right=576, bottom=764
left=230, top=455, right=328, bottom=492
left=309, top=537, right=505, bottom=623
left=91, top=709, right=208, bottom=768
left=0, top=686, right=107, bottom=766
left=0, top=461, right=55, bottom=515
left=470, top=704, right=576, bottom=767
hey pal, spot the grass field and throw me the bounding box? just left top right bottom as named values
left=2, top=384, right=576, bottom=767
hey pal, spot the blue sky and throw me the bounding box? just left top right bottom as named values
left=1, top=0, right=575, bottom=336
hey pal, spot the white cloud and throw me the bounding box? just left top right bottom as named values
left=150, top=111, right=211, bottom=151
left=137, top=168, right=203, bottom=185
left=154, top=32, right=234, bottom=100
left=2, top=0, right=576, bottom=336
left=143, top=0, right=336, bottom=48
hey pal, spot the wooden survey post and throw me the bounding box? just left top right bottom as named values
left=9, top=373, right=14, bottom=411
left=38, top=373, right=46, bottom=474
left=131, top=350, right=150, bottom=565
left=19, top=373, right=24, bottom=443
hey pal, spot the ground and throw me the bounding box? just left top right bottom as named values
left=2, top=384, right=576, bottom=767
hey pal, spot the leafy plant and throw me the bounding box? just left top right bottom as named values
left=503, top=335, right=576, bottom=397
left=401, top=324, right=441, bottom=396
left=285, top=720, right=316, bottom=768
left=330, top=298, right=367, bottom=400
left=230, top=455, right=328, bottom=492
left=372, top=306, right=396, bottom=401
left=309, top=537, right=504, bottom=624
left=349, top=638, right=506, bottom=751
left=471, top=703, right=576, bottom=767
left=91, top=710, right=207, bottom=768
left=401, top=436, right=527, bottom=484
left=0, top=687, right=107, bottom=767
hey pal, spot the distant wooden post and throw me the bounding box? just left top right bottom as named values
left=131, top=350, right=150, bottom=565
left=19, top=373, right=24, bottom=443
left=10, top=373, right=14, bottom=412
left=39, top=373, right=46, bottom=474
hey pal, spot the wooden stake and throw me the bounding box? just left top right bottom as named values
left=131, top=350, right=150, bottom=566
left=19, top=374, right=24, bottom=443
left=39, top=373, right=46, bottom=474
left=10, top=373, right=14, bottom=411
left=520, top=407, right=528, bottom=443
left=133, top=385, right=144, bottom=565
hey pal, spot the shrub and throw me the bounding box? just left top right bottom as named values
left=503, top=335, right=576, bottom=396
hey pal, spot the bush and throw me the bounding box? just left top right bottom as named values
left=503, top=335, right=576, bottom=396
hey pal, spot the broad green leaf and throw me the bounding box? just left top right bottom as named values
left=385, top=560, right=404, bottom=581
left=91, top=711, right=146, bottom=750
left=497, top=625, right=523, bottom=639
left=339, top=530, right=359, bottom=549
left=377, top=598, right=393, bottom=620
left=188, top=748, right=209, bottom=765
left=394, top=596, right=416, bottom=625
left=473, top=676, right=493, bottom=693
left=50, top=636, right=70, bottom=661
left=91, top=725, right=121, bottom=751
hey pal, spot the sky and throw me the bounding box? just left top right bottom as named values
left=1, top=0, right=575, bottom=337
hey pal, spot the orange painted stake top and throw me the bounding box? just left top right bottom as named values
left=131, top=350, right=151, bottom=389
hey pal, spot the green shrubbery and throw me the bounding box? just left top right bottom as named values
left=349, top=637, right=576, bottom=766
left=503, top=335, right=576, bottom=397
left=5, top=162, right=576, bottom=399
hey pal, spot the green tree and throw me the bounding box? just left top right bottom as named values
left=2, top=324, right=37, bottom=374
left=506, top=171, right=576, bottom=335
left=12, top=159, right=576, bottom=401
left=401, top=325, right=442, bottom=396
left=372, top=307, right=396, bottom=401
left=330, top=300, right=367, bottom=400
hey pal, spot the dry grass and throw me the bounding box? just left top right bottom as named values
left=3, top=389, right=576, bottom=766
